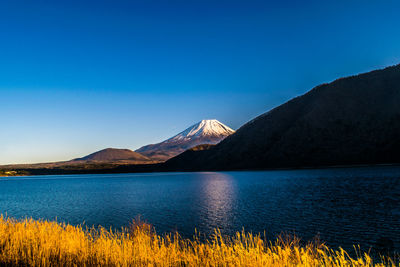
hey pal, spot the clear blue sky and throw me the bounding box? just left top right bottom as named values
left=1, top=0, right=400, bottom=164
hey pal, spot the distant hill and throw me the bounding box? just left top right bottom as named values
left=136, top=119, right=235, bottom=161
left=165, top=64, right=400, bottom=170
left=0, top=148, right=154, bottom=174
left=73, top=148, right=152, bottom=163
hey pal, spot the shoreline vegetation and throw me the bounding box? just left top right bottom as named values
left=0, top=170, right=27, bottom=177
left=0, top=216, right=396, bottom=266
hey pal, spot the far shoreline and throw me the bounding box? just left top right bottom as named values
left=1, top=162, right=400, bottom=178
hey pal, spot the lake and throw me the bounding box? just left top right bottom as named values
left=1, top=166, right=399, bottom=254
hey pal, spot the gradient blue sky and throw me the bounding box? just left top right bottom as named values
left=1, top=0, right=400, bottom=164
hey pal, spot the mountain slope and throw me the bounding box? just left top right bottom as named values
left=136, top=119, right=235, bottom=161
left=165, top=64, right=400, bottom=170
left=73, top=148, right=151, bottom=163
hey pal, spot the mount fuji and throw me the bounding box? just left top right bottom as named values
left=136, top=119, right=235, bottom=161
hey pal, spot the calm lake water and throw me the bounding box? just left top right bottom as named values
left=1, top=166, right=399, bottom=254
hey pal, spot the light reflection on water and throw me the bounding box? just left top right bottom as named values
left=199, top=172, right=236, bottom=233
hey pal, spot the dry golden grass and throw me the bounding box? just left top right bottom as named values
left=0, top=215, right=397, bottom=266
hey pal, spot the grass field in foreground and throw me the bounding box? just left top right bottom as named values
left=0, top=216, right=397, bottom=266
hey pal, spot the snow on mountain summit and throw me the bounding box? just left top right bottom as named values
left=136, top=119, right=235, bottom=161
left=168, top=119, right=235, bottom=142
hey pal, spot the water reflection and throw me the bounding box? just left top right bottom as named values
left=198, top=172, right=236, bottom=233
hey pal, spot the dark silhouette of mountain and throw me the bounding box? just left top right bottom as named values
left=73, top=148, right=152, bottom=163
left=165, top=64, right=400, bottom=170
left=135, top=119, right=234, bottom=161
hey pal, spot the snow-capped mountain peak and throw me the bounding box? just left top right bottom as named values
left=135, top=119, right=235, bottom=161
left=168, top=119, right=235, bottom=141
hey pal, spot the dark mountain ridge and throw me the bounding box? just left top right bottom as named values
left=165, top=64, right=400, bottom=170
